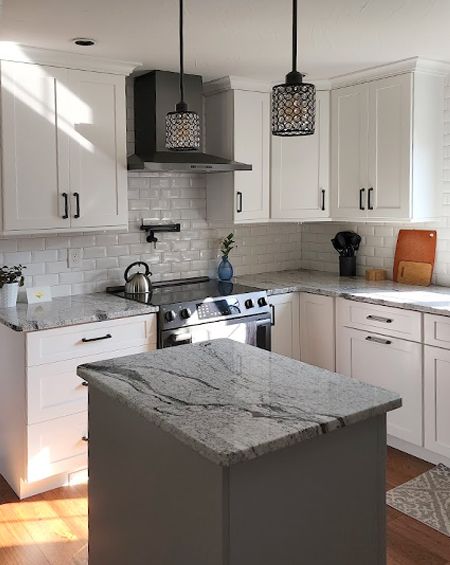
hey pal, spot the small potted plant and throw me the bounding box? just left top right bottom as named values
left=218, top=233, right=235, bottom=281
left=0, top=265, right=26, bottom=308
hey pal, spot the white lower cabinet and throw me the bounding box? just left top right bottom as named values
left=336, top=326, right=422, bottom=446
left=424, top=346, right=450, bottom=459
left=299, top=293, right=335, bottom=371
left=0, top=314, right=157, bottom=499
left=269, top=293, right=300, bottom=360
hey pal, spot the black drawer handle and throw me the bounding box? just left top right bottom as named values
left=81, top=381, right=88, bottom=387
left=82, top=435, right=89, bottom=442
left=73, top=192, right=80, bottom=219
left=270, top=304, right=275, bottom=326
left=367, top=315, right=393, bottom=323
left=359, top=188, right=366, bottom=210
left=368, top=187, right=374, bottom=210
left=321, top=189, right=326, bottom=211
left=236, top=191, right=243, bottom=213
left=82, top=333, right=112, bottom=343
left=62, top=192, right=69, bottom=219
left=365, top=336, right=392, bottom=345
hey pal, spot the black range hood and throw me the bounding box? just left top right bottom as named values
left=128, top=70, right=252, bottom=173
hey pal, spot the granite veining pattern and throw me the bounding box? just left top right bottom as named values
left=77, top=339, right=401, bottom=466
left=0, top=292, right=158, bottom=332
left=237, top=270, right=450, bottom=317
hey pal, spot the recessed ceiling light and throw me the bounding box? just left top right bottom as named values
left=72, top=38, right=96, bottom=47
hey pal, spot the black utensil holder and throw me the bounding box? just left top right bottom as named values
left=339, top=256, right=356, bottom=277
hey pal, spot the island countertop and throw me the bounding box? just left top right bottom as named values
left=77, top=339, right=401, bottom=466
left=236, top=269, right=450, bottom=317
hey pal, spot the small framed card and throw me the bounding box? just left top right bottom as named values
left=26, top=286, right=52, bottom=304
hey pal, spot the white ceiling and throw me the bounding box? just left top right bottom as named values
left=2, top=0, right=450, bottom=81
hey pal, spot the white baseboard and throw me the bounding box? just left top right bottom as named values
left=388, top=435, right=450, bottom=468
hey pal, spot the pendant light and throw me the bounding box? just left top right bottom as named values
left=272, top=0, right=316, bottom=136
left=165, top=0, right=201, bottom=151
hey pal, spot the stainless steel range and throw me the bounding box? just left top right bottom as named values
left=107, top=277, right=271, bottom=350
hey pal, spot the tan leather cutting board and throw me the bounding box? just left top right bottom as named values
left=393, top=229, right=437, bottom=286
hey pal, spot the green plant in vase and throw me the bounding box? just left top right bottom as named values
left=0, top=264, right=26, bottom=308
left=218, top=233, right=235, bottom=281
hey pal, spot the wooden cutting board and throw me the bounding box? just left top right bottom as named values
left=393, top=229, right=437, bottom=286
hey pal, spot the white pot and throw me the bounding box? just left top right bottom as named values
left=0, top=282, right=19, bottom=308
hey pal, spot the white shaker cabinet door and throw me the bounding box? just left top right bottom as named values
left=233, top=89, right=270, bottom=222
left=424, top=346, right=450, bottom=459
left=331, top=83, right=369, bottom=220
left=336, top=326, right=422, bottom=446
left=271, top=91, right=330, bottom=220
left=269, top=293, right=300, bottom=360
left=65, top=70, right=128, bottom=229
left=1, top=61, right=70, bottom=231
left=299, top=293, right=335, bottom=371
left=367, top=73, right=412, bottom=220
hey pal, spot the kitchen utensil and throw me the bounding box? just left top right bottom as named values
left=393, top=230, right=436, bottom=285
left=331, top=231, right=362, bottom=259
left=124, top=261, right=152, bottom=294
left=397, top=261, right=433, bottom=286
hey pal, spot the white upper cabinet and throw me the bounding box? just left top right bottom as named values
left=204, top=78, right=270, bottom=223
left=0, top=47, right=137, bottom=235
left=66, top=70, right=128, bottom=229
left=1, top=61, right=70, bottom=232
left=271, top=90, right=330, bottom=220
left=331, top=59, right=446, bottom=222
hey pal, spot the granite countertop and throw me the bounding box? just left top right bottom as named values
left=237, top=269, right=450, bottom=317
left=77, top=339, right=401, bottom=466
left=0, top=292, right=158, bottom=332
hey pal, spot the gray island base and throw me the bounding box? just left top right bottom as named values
left=77, top=339, right=401, bottom=565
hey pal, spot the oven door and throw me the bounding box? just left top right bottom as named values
left=160, top=313, right=271, bottom=350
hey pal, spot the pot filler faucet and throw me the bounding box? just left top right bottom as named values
left=140, top=222, right=181, bottom=248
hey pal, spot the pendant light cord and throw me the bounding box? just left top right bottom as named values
left=179, top=0, right=185, bottom=104
left=292, top=0, right=297, bottom=73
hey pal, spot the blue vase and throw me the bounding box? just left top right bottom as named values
left=218, top=256, right=233, bottom=281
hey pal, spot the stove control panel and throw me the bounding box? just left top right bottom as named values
left=159, top=291, right=270, bottom=330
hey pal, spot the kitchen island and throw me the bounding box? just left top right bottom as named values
left=77, top=339, right=400, bottom=565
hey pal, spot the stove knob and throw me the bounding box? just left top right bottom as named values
left=244, top=299, right=254, bottom=309
left=258, top=297, right=268, bottom=307
left=180, top=307, right=192, bottom=319
left=165, top=310, right=176, bottom=322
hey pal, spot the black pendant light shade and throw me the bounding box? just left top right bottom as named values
left=165, top=0, right=201, bottom=151
left=272, top=0, right=316, bottom=136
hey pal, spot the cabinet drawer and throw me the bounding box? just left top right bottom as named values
left=27, top=343, right=156, bottom=424
left=424, top=314, right=450, bottom=349
left=27, top=412, right=88, bottom=482
left=336, top=298, right=422, bottom=342
left=27, top=314, right=157, bottom=366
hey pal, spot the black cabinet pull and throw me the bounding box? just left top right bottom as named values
left=367, top=315, right=393, bottom=324
left=82, top=333, right=112, bottom=343
left=236, top=191, right=243, bottom=213
left=270, top=304, right=275, bottom=326
left=359, top=188, right=366, bottom=210
left=73, top=192, right=81, bottom=218
left=62, top=192, right=69, bottom=219
left=81, top=381, right=89, bottom=387
left=368, top=187, right=374, bottom=210
left=82, top=435, right=89, bottom=442
left=321, top=189, right=326, bottom=211
left=365, top=335, right=392, bottom=345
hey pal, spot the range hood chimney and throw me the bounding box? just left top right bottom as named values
left=128, top=70, right=252, bottom=173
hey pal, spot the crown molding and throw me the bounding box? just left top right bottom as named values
left=0, top=43, right=141, bottom=75
left=203, top=75, right=330, bottom=96
left=330, top=57, right=450, bottom=89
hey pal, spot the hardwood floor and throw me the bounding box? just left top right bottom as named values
left=0, top=448, right=449, bottom=564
